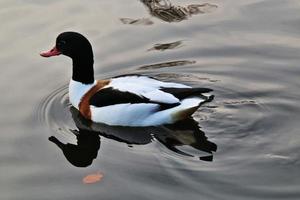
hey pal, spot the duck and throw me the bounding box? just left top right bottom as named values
left=40, top=32, right=213, bottom=127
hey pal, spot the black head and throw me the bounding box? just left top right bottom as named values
left=41, top=32, right=95, bottom=84
left=56, top=32, right=93, bottom=59
left=41, top=31, right=93, bottom=60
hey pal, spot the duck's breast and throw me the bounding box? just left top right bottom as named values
left=69, top=79, right=97, bottom=109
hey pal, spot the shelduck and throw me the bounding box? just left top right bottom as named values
left=40, top=32, right=213, bottom=127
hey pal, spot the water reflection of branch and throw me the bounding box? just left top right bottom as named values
left=148, top=40, right=183, bottom=51
left=120, top=17, right=154, bottom=25
left=143, top=1, right=218, bottom=22
left=120, top=1, right=217, bottom=25
left=49, top=106, right=217, bottom=167
left=138, top=60, right=196, bottom=70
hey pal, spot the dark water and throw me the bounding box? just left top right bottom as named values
left=1, top=0, right=300, bottom=199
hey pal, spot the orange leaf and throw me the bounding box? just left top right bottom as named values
left=83, top=171, right=104, bottom=184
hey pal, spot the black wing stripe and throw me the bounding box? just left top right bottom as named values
left=89, top=87, right=150, bottom=107
left=160, top=87, right=212, bottom=100
left=89, top=87, right=182, bottom=109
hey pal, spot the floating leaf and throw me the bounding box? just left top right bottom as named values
left=83, top=171, right=104, bottom=184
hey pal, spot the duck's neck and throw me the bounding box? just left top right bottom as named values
left=72, top=56, right=95, bottom=84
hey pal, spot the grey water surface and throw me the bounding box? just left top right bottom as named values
left=1, top=0, right=300, bottom=200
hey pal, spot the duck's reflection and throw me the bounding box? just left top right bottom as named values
left=49, top=107, right=217, bottom=167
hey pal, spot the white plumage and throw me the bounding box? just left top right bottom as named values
left=104, top=76, right=190, bottom=104
left=69, top=75, right=211, bottom=127
left=69, top=79, right=96, bottom=109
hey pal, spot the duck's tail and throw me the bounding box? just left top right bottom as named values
left=171, top=94, right=214, bottom=122
left=159, top=87, right=214, bottom=122
left=146, top=94, right=213, bottom=126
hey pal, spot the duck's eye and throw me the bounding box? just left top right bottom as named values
left=57, top=40, right=66, bottom=47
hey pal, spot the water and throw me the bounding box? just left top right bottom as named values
left=1, top=0, right=300, bottom=199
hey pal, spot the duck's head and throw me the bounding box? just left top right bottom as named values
left=41, top=32, right=95, bottom=84
left=40, top=31, right=93, bottom=60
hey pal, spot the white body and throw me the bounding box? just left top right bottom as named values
left=69, top=76, right=208, bottom=127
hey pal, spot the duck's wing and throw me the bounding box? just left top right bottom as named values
left=90, top=75, right=212, bottom=108
left=89, top=87, right=152, bottom=108
left=110, top=75, right=213, bottom=100
left=90, top=75, right=186, bottom=106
